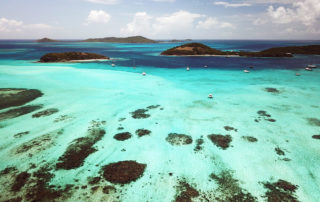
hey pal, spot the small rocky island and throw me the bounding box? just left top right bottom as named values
left=83, top=36, right=156, bottom=43
left=161, top=43, right=320, bottom=57
left=36, top=38, right=59, bottom=43
left=39, top=52, right=109, bottom=63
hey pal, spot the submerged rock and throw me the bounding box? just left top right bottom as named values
left=224, top=126, right=238, bottom=132
left=242, top=136, right=258, bottom=142
left=32, top=108, right=59, bottom=118
left=166, top=133, right=193, bottom=146
left=146, top=105, right=160, bottom=109
left=263, top=179, right=299, bottom=201
left=194, top=137, right=204, bottom=152
left=100, top=161, right=146, bottom=184
left=0, top=88, right=43, bottom=110
left=130, top=109, right=150, bottom=119
left=114, top=132, right=132, bottom=141
left=135, top=129, right=151, bottom=137
left=56, top=124, right=106, bottom=170
left=256, top=110, right=276, bottom=123
left=312, top=135, right=320, bottom=139
left=264, top=88, right=280, bottom=93
left=207, top=134, right=232, bottom=150
left=307, top=118, right=320, bottom=126
left=275, top=147, right=285, bottom=156
left=13, top=131, right=30, bottom=138
left=0, top=105, right=43, bottom=121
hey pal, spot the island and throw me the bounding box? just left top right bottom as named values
left=36, top=38, right=59, bottom=43
left=39, top=52, right=109, bottom=63
left=82, top=36, right=156, bottom=43
left=161, top=43, right=320, bottom=57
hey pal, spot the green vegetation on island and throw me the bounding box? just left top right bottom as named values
left=82, top=36, right=156, bottom=43
left=36, top=38, right=59, bottom=42
left=39, top=52, right=109, bottom=62
left=161, top=43, right=320, bottom=57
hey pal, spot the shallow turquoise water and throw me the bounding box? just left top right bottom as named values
left=0, top=41, right=320, bottom=201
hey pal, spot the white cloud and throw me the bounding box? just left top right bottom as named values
left=267, top=0, right=320, bottom=26
left=197, top=17, right=234, bottom=29
left=213, top=1, right=251, bottom=7
left=86, top=10, right=111, bottom=24
left=0, top=18, right=53, bottom=33
left=121, top=11, right=234, bottom=38
left=0, top=18, right=23, bottom=32
left=153, top=10, right=203, bottom=34
left=121, top=12, right=153, bottom=35
left=152, top=0, right=175, bottom=2
left=86, top=0, right=119, bottom=4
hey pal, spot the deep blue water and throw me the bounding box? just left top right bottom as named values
left=0, top=40, right=319, bottom=70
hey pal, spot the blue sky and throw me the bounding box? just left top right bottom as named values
left=0, top=0, right=319, bottom=39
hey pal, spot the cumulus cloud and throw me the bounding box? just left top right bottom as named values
left=153, top=10, right=203, bottom=34
left=152, top=0, right=175, bottom=2
left=86, top=0, right=120, bottom=4
left=213, top=1, right=251, bottom=7
left=197, top=17, right=234, bottom=29
left=0, top=17, right=53, bottom=33
left=121, top=10, right=234, bottom=38
left=121, top=12, right=153, bottom=35
left=86, top=10, right=111, bottom=24
left=267, top=0, right=320, bottom=26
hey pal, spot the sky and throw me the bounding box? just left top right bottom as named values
left=0, top=0, right=319, bottom=40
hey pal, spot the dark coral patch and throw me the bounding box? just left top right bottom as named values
left=32, top=108, right=59, bottom=118
left=242, top=136, right=258, bottom=142
left=312, top=135, right=320, bottom=139
left=207, top=134, right=232, bottom=150
left=210, top=170, right=257, bottom=201
left=257, top=110, right=271, bottom=117
left=0, top=105, right=43, bottom=121
left=135, top=129, right=151, bottom=137
left=102, top=186, right=116, bottom=194
left=256, top=110, right=276, bottom=123
left=100, top=161, right=146, bottom=184
left=147, top=105, right=160, bottom=109
left=14, top=131, right=30, bottom=138
left=175, top=180, right=200, bottom=202
left=194, top=137, right=204, bottom=152
left=264, top=88, right=280, bottom=93
left=275, top=147, right=285, bottom=156
left=263, top=179, right=298, bottom=201
left=56, top=127, right=106, bottom=170
left=0, top=88, right=43, bottom=110
left=130, top=109, right=150, bottom=119
left=166, top=133, right=193, bottom=146
left=11, top=172, right=31, bottom=192
left=224, top=126, right=238, bottom=132
left=114, top=132, right=132, bottom=141
left=307, top=118, right=320, bottom=126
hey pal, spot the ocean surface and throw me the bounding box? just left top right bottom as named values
left=0, top=40, right=320, bottom=201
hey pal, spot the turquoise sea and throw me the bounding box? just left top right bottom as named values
left=0, top=40, right=320, bottom=201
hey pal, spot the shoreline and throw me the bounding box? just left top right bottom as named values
left=35, top=59, right=110, bottom=63
left=161, top=54, right=240, bottom=57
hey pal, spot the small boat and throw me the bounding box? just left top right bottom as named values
left=208, top=94, right=213, bottom=99
left=305, top=67, right=312, bottom=71
left=244, top=70, right=250, bottom=73
left=186, top=67, right=190, bottom=71
left=295, top=73, right=301, bottom=76
left=204, top=65, right=208, bottom=68
left=307, top=64, right=317, bottom=68
left=142, top=72, right=146, bottom=76
left=112, top=64, right=116, bottom=67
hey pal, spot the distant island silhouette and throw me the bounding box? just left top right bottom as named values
left=161, top=43, right=320, bottom=57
